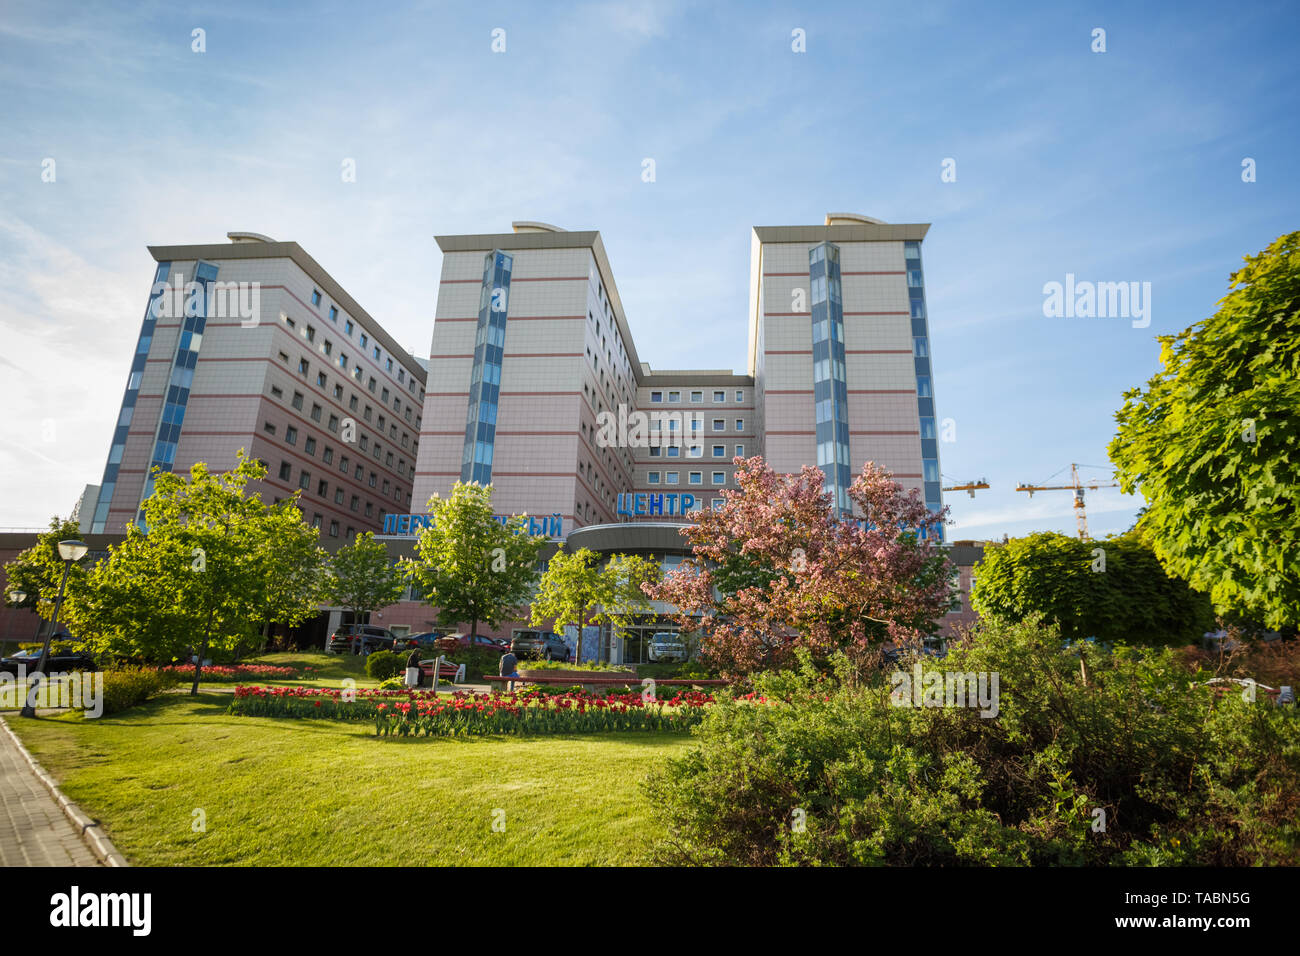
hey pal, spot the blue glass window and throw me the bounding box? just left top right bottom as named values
left=461, top=250, right=512, bottom=484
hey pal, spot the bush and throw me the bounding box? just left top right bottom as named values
left=364, top=650, right=405, bottom=681
left=971, top=531, right=1215, bottom=645
left=517, top=660, right=630, bottom=672
left=643, top=616, right=1300, bottom=866
left=101, top=667, right=178, bottom=715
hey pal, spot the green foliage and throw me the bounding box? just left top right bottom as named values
left=325, top=532, right=406, bottom=623
left=3, top=516, right=89, bottom=622
left=970, top=531, right=1214, bottom=644
left=517, top=660, right=631, bottom=672
left=101, top=667, right=178, bottom=715
left=530, top=547, right=661, bottom=652
left=364, top=650, right=405, bottom=681
left=644, top=617, right=1300, bottom=866
left=1110, top=231, right=1300, bottom=628
left=404, top=482, right=544, bottom=637
left=65, top=453, right=324, bottom=693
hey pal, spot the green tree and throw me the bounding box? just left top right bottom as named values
left=325, top=532, right=406, bottom=632
left=1110, top=232, right=1300, bottom=628
left=3, top=516, right=88, bottom=630
left=529, top=547, right=661, bottom=662
left=404, top=482, right=544, bottom=640
left=970, top=531, right=1215, bottom=644
left=66, top=453, right=323, bottom=692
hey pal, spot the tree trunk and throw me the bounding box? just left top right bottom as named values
left=191, top=605, right=215, bottom=696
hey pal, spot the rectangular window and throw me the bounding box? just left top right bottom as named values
left=317, top=479, right=328, bottom=496
left=292, top=391, right=304, bottom=411
left=298, top=358, right=309, bottom=376
left=735, top=444, right=744, bottom=457
left=713, top=391, right=725, bottom=403
left=735, top=390, right=744, bottom=402
left=350, top=495, right=359, bottom=512
left=334, top=488, right=344, bottom=504
left=278, top=461, right=292, bottom=481
left=328, top=415, right=339, bottom=433
left=650, top=390, right=662, bottom=403
left=689, top=472, right=702, bottom=485
left=712, top=419, right=724, bottom=431
left=329, top=520, right=339, bottom=538
left=668, top=391, right=680, bottom=402
left=917, top=376, right=931, bottom=398
left=304, top=437, right=316, bottom=456
left=322, top=447, right=334, bottom=464
left=285, top=426, right=298, bottom=445
left=690, top=391, right=703, bottom=403
left=712, top=472, right=725, bottom=485
left=311, top=290, right=321, bottom=306
left=712, top=445, right=724, bottom=457
left=312, top=513, right=322, bottom=529
left=299, top=470, right=310, bottom=490
left=649, top=447, right=661, bottom=457
left=310, top=404, right=322, bottom=422
left=305, top=325, right=316, bottom=343
left=329, top=305, right=338, bottom=321
left=270, top=385, right=283, bottom=399
left=647, top=472, right=660, bottom=484
left=735, top=419, right=744, bottom=431
left=263, top=422, right=277, bottom=435
left=666, top=446, right=680, bottom=458
left=665, top=472, right=679, bottom=485
left=345, top=320, right=354, bottom=335
left=360, top=333, right=369, bottom=349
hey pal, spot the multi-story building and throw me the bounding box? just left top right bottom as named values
left=83, top=232, right=428, bottom=543
left=407, top=214, right=940, bottom=532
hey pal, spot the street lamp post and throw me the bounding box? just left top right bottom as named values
left=20, top=539, right=87, bottom=719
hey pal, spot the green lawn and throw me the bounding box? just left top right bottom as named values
left=9, top=693, right=691, bottom=866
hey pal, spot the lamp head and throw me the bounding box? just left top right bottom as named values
left=57, top=539, right=89, bottom=562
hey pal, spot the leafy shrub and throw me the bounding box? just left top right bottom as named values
left=971, top=531, right=1215, bottom=645
left=377, top=674, right=408, bottom=690
left=364, top=650, right=405, bottom=681
left=517, top=660, right=630, bottom=672
left=638, top=661, right=715, bottom=681
left=101, top=667, right=178, bottom=715
left=643, top=616, right=1300, bottom=866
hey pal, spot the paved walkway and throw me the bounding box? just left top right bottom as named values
left=0, top=717, right=102, bottom=866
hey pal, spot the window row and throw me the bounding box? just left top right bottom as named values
left=646, top=471, right=728, bottom=486
left=648, top=389, right=746, bottom=404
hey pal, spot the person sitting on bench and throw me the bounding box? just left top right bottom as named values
left=499, top=650, right=520, bottom=691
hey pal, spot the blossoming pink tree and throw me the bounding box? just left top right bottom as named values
left=645, top=457, right=955, bottom=676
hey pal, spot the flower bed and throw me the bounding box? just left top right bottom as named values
left=155, top=663, right=309, bottom=682
left=228, top=685, right=714, bottom=736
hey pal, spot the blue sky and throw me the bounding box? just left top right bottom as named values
left=1, top=0, right=1296, bottom=538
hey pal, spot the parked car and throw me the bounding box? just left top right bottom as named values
left=647, top=632, right=688, bottom=663
left=510, top=629, right=570, bottom=661
left=392, top=632, right=445, bottom=653
left=440, top=633, right=509, bottom=655
left=0, top=647, right=99, bottom=675
left=326, top=625, right=396, bottom=656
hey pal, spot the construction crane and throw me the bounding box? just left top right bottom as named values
left=1015, top=463, right=1120, bottom=540
left=942, top=478, right=990, bottom=498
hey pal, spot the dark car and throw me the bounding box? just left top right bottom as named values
left=440, top=633, right=509, bottom=655
left=510, top=629, right=571, bottom=662
left=0, top=648, right=99, bottom=675
left=326, top=625, right=396, bottom=656
left=392, top=632, right=445, bottom=653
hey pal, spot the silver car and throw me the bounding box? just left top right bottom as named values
left=647, top=632, right=688, bottom=663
